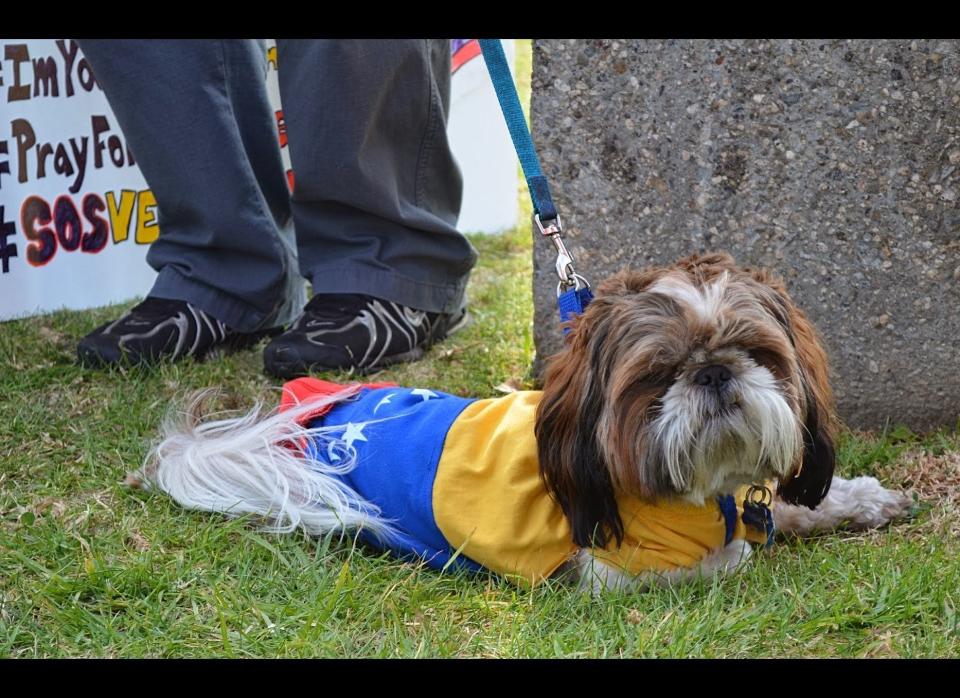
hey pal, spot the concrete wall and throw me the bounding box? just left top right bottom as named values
left=532, top=39, right=960, bottom=430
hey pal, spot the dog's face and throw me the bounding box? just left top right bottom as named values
left=536, top=252, right=836, bottom=548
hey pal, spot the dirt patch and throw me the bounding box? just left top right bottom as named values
left=880, top=449, right=960, bottom=537
left=884, top=450, right=960, bottom=505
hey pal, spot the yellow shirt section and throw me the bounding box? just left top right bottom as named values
left=432, top=391, right=772, bottom=586
left=591, top=486, right=770, bottom=576
left=433, top=392, right=575, bottom=585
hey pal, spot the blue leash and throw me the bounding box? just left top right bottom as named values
left=477, top=39, right=557, bottom=222
left=478, top=39, right=593, bottom=333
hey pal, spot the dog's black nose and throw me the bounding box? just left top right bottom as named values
left=694, top=364, right=732, bottom=389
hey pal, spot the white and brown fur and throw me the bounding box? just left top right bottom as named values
left=539, top=252, right=912, bottom=591
left=133, top=252, right=913, bottom=593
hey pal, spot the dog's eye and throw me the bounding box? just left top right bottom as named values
left=622, top=376, right=672, bottom=405
left=747, top=348, right=787, bottom=378
left=747, top=348, right=771, bottom=366
left=650, top=367, right=678, bottom=387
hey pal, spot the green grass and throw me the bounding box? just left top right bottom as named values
left=3, top=222, right=959, bottom=658
left=2, top=39, right=959, bottom=657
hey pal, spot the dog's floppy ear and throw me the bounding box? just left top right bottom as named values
left=535, top=303, right=624, bottom=549
left=750, top=269, right=836, bottom=509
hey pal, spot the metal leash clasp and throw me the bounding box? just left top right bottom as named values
left=534, top=213, right=590, bottom=297
left=745, top=484, right=773, bottom=508
left=742, top=483, right=776, bottom=548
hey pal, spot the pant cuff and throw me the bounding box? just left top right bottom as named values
left=150, top=268, right=274, bottom=333
left=308, top=265, right=470, bottom=315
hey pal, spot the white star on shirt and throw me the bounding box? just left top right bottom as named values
left=327, top=441, right=341, bottom=463
left=341, top=422, right=368, bottom=448
left=410, top=389, right=438, bottom=402
left=373, top=392, right=397, bottom=414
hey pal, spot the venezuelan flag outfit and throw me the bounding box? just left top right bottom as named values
left=281, top=378, right=770, bottom=587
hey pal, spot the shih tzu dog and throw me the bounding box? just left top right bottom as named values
left=131, top=252, right=913, bottom=592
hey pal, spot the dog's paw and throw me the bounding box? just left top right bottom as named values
left=836, top=476, right=914, bottom=530
left=867, top=484, right=915, bottom=528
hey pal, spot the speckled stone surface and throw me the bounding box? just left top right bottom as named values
left=531, top=39, right=960, bottom=430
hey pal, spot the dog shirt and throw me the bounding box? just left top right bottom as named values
left=280, top=377, right=770, bottom=587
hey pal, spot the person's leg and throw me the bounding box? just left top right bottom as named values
left=266, top=39, right=476, bottom=375
left=76, top=39, right=305, bottom=364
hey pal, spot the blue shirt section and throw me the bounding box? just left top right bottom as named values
left=305, top=387, right=484, bottom=572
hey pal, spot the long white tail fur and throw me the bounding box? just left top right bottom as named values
left=131, top=388, right=394, bottom=539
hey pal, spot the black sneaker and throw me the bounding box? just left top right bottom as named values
left=77, top=297, right=278, bottom=367
left=263, top=294, right=469, bottom=378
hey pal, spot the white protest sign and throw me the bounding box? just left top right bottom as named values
left=0, top=39, right=156, bottom=321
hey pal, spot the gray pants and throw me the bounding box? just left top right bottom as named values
left=77, top=39, right=476, bottom=332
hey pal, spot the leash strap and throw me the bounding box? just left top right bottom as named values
left=477, top=39, right=557, bottom=221
left=478, top=39, right=593, bottom=329
left=718, top=495, right=739, bottom=547
left=557, top=286, right=594, bottom=335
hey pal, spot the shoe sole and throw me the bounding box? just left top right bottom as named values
left=264, top=310, right=472, bottom=379
left=77, top=326, right=283, bottom=369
